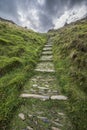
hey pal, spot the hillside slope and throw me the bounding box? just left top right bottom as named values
left=49, top=18, right=87, bottom=130
left=0, top=18, right=87, bottom=130
left=0, top=20, right=47, bottom=129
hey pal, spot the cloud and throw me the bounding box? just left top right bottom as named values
left=0, top=0, right=19, bottom=22
left=0, top=0, right=87, bottom=32
left=54, top=4, right=87, bottom=29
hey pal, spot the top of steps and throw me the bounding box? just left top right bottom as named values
left=44, top=44, right=53, bottom=47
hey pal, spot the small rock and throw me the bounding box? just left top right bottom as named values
left=32, top=84, right=37, bottom=87
left=45, top=84, right=49, bottom=87
left=52, top=121, right=63, bottom=127
left=30, top=89, right=36, bottom=93
left=36, top=111, right=43, bottom=115
left=18, top=113, right=25, bottom=120
left=28, top=114, right=33, bottom=118
left=48, top=90, right=51, bottom=93
left=37, top=116, right=49, bottom=123
left=58, top=112, right=65, bottom=116
left=55, top=118, right=60, bottom=122
left=52, top=127, right=61, bottom=130
left=43, top=118, right=49, bottom=123
left=27, top=126, right=33, bottom=130
left=53, top=90, right=58, bottom=93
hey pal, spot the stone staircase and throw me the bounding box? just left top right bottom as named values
left=9, top=38, right=71, bottom=130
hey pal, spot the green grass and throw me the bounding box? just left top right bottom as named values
left=0, top=18, right=87, bottom=130
left=0, top=20, right=47, bottom=129
left=51, top=19, right=87, bottom=130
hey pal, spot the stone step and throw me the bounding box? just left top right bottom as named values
left=35, top=62, right=54, bottom=70
left=42, top=51, right=52, bottom=55
left=20, top=94, right=68, bottom=101
left=20, top=94, right=49, bottom=100
left=39, top=55, right=53, bottom=61
left=35, top=69, right=55, bottom=73
left=47, top=41, right=53, bottom=45
left=51, top=95, right=68, bottom=100
left=44, top=44, right=53, bottom=47
left=43, top=47, right=52, bottom=51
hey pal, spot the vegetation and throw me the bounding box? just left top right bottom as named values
left=0, top=17, right=87, bottom=130
left=50, top=19, right=87, bottom=130
left=0, top=20, right=47, bottom=129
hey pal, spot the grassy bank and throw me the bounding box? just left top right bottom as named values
left=51, top=19, right=87, bottom=130
left=0, top=20, right=47, bottom=129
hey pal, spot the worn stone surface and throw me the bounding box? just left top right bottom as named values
left=40, top=55, right=53, bottom=61
left=42, top=51, right=52, bottom=55
left=20, top=94, right=50, bottom=100
left=52, top=121, right=63, bottom=127
left=35, top=62, right=55, bottom=72
left=27, top=126, right=33, bottom=130
left=18, top=113, right=25, bottom=120
left=52, top=127, right=61, bottom=130
left=58, top=112, right=65, bottom=116
left=37, top=116, right=50, bottom=123
left=35, top=68, right=55, bottom=73
left=51, top=95, right=68, bottom=100
left=44, top=44, right=52, bottom=47
left=43, top=47, right=52, bottom=51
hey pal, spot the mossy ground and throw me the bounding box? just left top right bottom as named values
left=50, top=19, right=87, bottom=130
left=0, top=20, right=47, bottom=129
left=0, top=18, right=87, bottom=130
left=9, top=99, right=70, bottom=130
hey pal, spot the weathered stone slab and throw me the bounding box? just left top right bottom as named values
left=40, top=55, right=53, bottom=61
left=20, top=94, right=49, bottom=100
left=51, top=95, right=68, bottom=100
left=27, top=126, right=33, bottom=130
left=35, top=69, right=55, bottom=73
left=18, top=113, right=25, bottom=120
left=38, top=86, right=49, bottom=90
left=35, top=62, right=55, bottom=72
left=32, top=84, right=38, bottom=87
left=52, top=121, right=63, bottom=127
left=52, top=127, right=61, bottom=130
left=31, top=75, right=56, bottom=85
left=42, top=51, right=52, bottom=55
left=44, top=44, right=52, bottom=47
left=58, top=112, right=65, bottom=116
left=43, top=47, right=52, bottom=51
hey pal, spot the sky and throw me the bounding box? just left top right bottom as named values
left=0, top=0, right=87, bottom=32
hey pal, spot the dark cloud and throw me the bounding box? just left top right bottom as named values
left=0, top=0, right=19, bottom=22
left=0, top=0, right=87, bottom=32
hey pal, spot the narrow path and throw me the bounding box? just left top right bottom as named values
left=9, top=38, right=71, bottom=130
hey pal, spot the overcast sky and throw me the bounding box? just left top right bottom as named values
left=0, top=0, right=87, bottom=32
